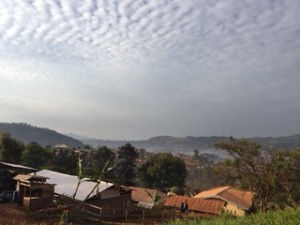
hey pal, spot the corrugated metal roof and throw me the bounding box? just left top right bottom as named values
left=130, top=186, right=167, bottom=208
left=193, top=186, right=253, bottom=210
left=164, top=195, right=225, bottom=215
left=13, top=174, right=48, bottom=181
left=0, top=161, right=37, bottom=171
left=34, top=170, right=114, bottom=201
left=193, top=186, right=230, bottom=199
left=130, top=186, right=156, bottom=204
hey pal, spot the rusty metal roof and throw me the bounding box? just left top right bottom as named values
left=130, top=186, right=167, bottom=208
left=193, top=186, right=253, bottom=210
left=164, top=195, right=225, bottom=215
left=13, top=174, right=48, bottom=182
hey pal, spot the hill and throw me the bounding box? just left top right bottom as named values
left=1, top=122, right=299, bottom=154
left=82, top=134, right=300, bottom=154
left=0, top=122, right=83, bottom=147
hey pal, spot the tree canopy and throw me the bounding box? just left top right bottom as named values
left=0, top=132, right=24, bottom=164
left=21, top=142, right=52, bottom=169
left=215, top=137, right=300, bottom=211
left=113, top=143, right=138, bottom=186
left=138, top=152, right=187, bottom=193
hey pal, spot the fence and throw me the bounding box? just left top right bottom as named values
left=85, top=204, right=177, bottom=224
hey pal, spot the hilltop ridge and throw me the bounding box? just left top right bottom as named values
left=1, top=122, right=299, bottom=154
left=0, top=122, right=83, bottom=147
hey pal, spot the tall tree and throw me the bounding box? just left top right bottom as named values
left=84, top=146, right=115, bottom=180
left=138, top=152, right=187, bottom=193
left=0, top=132, right=24, bottom=164
left=21, top=142, right=52, bottom=169
left=113, top=143, right=138, bottom=185
left=215, top=137, right=300, bottom=211
left=47, top=149, right=77, bottom=175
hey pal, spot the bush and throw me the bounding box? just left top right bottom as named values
left=162, top=209, right=300, bottom=225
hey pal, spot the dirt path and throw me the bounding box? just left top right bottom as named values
left=0, top=203, right=61, bottom=225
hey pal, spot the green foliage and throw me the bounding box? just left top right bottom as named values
left=46, top=149, right=78, bottom=175
left=84, top=146, right=115, bottom=180
left=162, top=209, right=300, bottom=225
left=215, top=137, right=300, bottom=211
left=21, top=142, right=52, bottom=169
left=138, top=152, right=187, bottom=193
left=0, top=122, right=83, bottom=147
left=113, top=143, right=138, bottom=186
left=0, top=132, right=24, bottom=163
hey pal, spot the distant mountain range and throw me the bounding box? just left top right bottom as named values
left=1, top=123, right=299, bottom=155
left=0, top=122, right=83, bottom=147
left=81, top=135, right=300, bottom=154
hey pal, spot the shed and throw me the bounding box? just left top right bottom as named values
left=0, top=161, right=37, bottom=202
left=13, top=174, right=55, bottom=210
left=34, top=170, right=131, bottom=215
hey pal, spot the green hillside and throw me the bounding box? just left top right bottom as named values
left=0, top=122, right=83, bottom=147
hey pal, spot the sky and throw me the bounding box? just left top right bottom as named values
left=0, top=0, right=299, bottom=140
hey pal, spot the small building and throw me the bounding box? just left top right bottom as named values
left=0, top=161, right=37, bottom=202
left=34, top=169, right=131, bottom=217
left=129, top=186, right=168, bottom=209
left=163, top=195, right=225, bottom=218
left=13, top=174, right=55, bottom=210
left=193, top=186, right=253, bottom=216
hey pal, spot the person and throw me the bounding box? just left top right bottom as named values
left=180, top=202, right=185, bottom=212
left=63, top=207, right=71, bottom=223
left=180, top=201, right=188, bottom=212
left=184, top=202, right=188, bottom=211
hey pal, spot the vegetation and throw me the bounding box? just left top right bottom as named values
left=0, top=122, right=83, bottom=147
left=21, top=142, right=52, bottom=169
left=162, top=209, right=300, bottom=225
left=138, top=152, right=187, bottom=193
left=84, top=146, right=115, bottom=180
left=215, top=137, right=300, bottom=211
left=113, top=143, right=139, bottom=186
left=0, top=132, right=24, bottom=164
left=1, top=128, right=300, bottom=211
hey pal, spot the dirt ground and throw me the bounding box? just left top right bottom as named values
left=0, top=203, right=163, bottom=225
left=0, top=203, right=62, bottom=225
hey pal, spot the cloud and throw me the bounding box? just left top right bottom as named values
left=0, top=0, right=299, bottom=139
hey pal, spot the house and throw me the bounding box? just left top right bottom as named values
left=34, top=170, right=131, bottom=216
left=129, top=186, right=167, bottom=209
left=163, top=194, right=225, bottom=218
left=193, top=186, right=253, bottom=216
left=13, top=174, right=55, bottom=210
left=0, top=161, right=37, bottom=202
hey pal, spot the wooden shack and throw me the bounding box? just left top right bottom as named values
left=13, top=174, right=55, bottom=210
left=0, top=161, right=37, bottom=202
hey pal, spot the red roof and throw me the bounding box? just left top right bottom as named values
left=130, top=186, right=167, bottom=208
left=164, top=195, right=225, bottom=215
left=193, top=186, right=253, bottom=210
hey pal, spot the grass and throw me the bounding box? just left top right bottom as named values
left=161, top=209, right=300, bottom=225
left=2, top=203, right=299, bottom=225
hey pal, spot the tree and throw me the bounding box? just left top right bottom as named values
left=47, top=149, right=77, bottom=175
left=138, top=152, right=187, bottom=193
left=82, top=146, right=116, bottom=180
left=113, top=143, right=138, bottom=186
left=215, top=137, right=300, bottom=211
left=0, top=132, right=24, bottom=164
left=73, top=147, right=117, bottom=200
left=21, top=142, right=52, bottom=169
